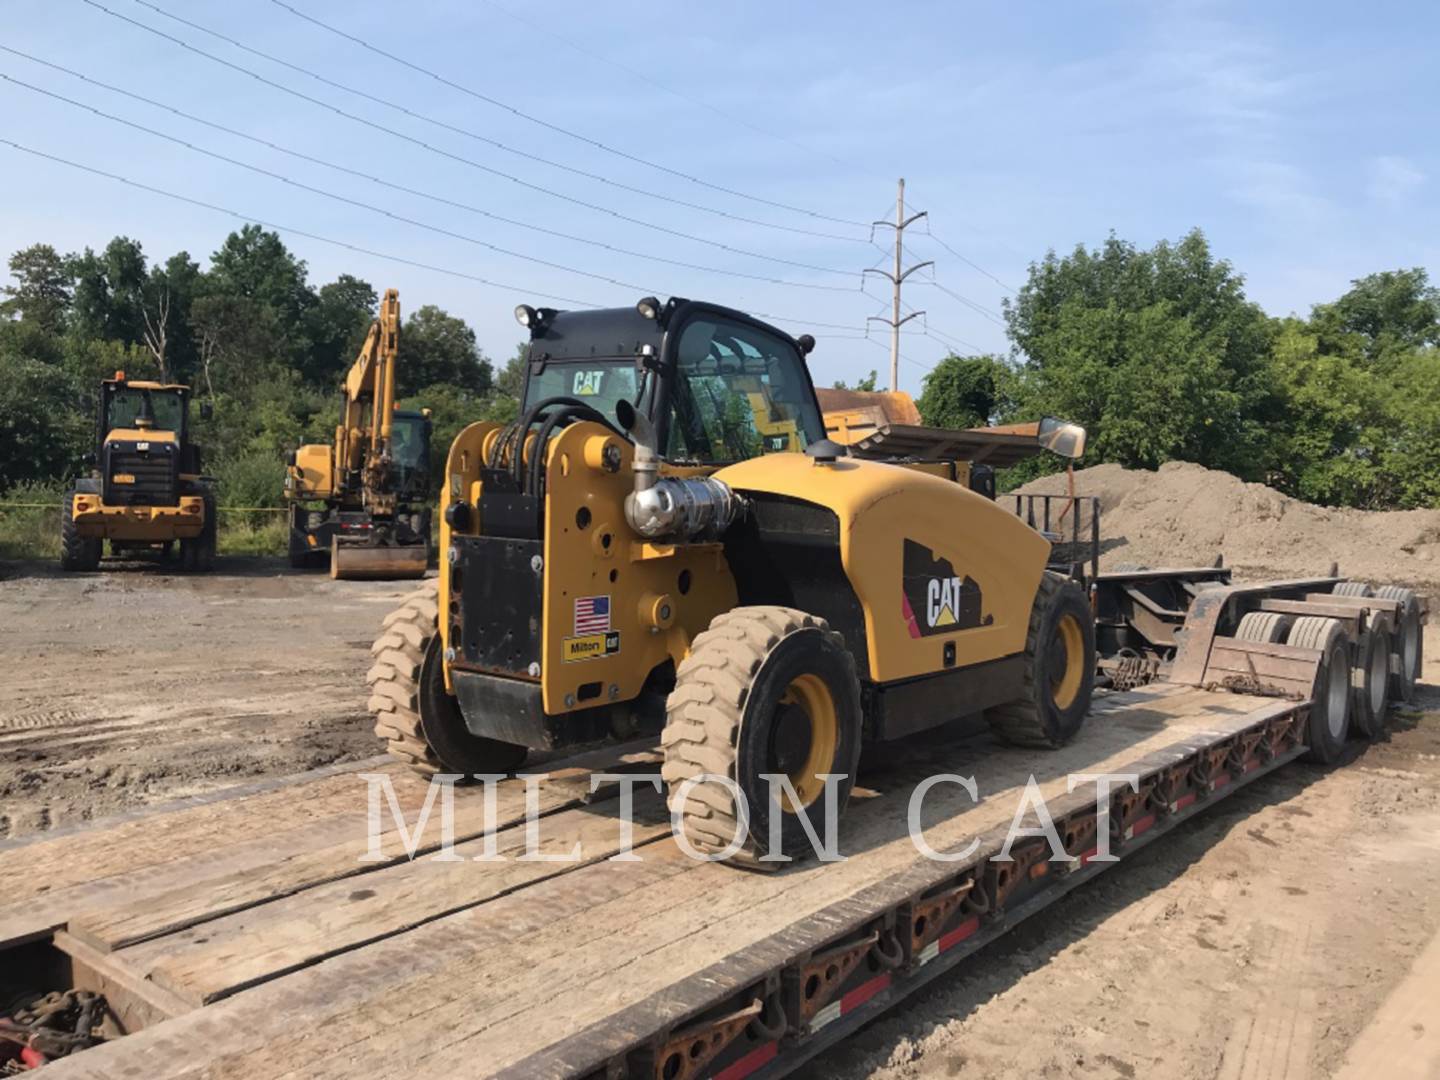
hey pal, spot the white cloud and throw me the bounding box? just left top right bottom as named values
left=1367, top=155, right=1425, bottom=205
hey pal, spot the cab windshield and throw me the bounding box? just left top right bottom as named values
left=390, top=415, right=428, bottom=471
left=665, top=315, right=822, bottom=464
left=525, top=361, right=640, bottom=421
left=107, top=388, right=186, bottom=434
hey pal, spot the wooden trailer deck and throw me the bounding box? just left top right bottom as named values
left=0, top=681, right=1312, bottom=1079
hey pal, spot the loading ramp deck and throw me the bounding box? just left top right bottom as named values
left=1, top=681, right=1311, bottom=1079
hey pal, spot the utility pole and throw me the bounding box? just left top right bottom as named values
left=865, top=178, right=932, bottom=392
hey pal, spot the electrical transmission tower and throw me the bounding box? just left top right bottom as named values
left=865, top=178, right=932, bottom=391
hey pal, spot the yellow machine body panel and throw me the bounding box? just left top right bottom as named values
left=714, top=453, right=1050, bottom=682
left=289, top=444, right=335, bottom=499
left=439, top=420, right=739, bottom=712
left=70, top=492, right=205, bottom=540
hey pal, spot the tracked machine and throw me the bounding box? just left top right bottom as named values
left=60, top=372, right=215, bottom=572
left=285, top=288, right=432, bottom=579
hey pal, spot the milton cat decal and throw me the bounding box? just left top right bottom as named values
left=901, top=539, right=992, bottom=638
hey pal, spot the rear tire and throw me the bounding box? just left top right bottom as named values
left=1235, top=611, right=1292, bottom=644
left=1374, top=585, right=1422, bottom=704
left=59, top=491, right=101, bottom=572
left=661, top=606, right=862, bottom=865
left=1350, top=626, right=1392, bottom=741
left=987, top=572, right=1095, bottom=748
left=1287, top=616, right=1350, bottom=764
left=1333, top=581, right=1373, bottom=598
left=194, top=494, right=217, bottom=572
left=367, top=582, right=527, bottom=776
left=287, top=527, right=311, bottom=569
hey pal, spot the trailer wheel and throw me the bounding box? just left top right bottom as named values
left=661, top=606, right=862, bottom=865
left=1350, top=626, right=1392, bottom=741
left=1373, top=585, right=1422, bottom=703
left=59, top=491, right=101, bottom=572
left=1333, top=581, right=1374, bottom=598
left=367, top=583, right=527, bottom=776
left=1235, top=611, right=1292, bottom=643
left=987, top=572, right=1095, bottom=748
left=1287, top=616, right=1350, bottom=764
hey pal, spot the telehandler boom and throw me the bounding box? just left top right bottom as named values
left=285, top=288, right=432, bottom=579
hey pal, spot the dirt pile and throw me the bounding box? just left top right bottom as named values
left=1017, top=460, right=1440, bottom=590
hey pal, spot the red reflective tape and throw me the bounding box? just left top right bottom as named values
left=1130, top=813, right=1157, bottom=838
left=714, top=1040, right=778, bottom=1080
left=840, top=972, right=892, bottom=1015
left=938, top=914, right=981, bottom=953
left=1211, top=772, right=1231, bottom=789
left=1078, top=846, right=1100, bottom=867
left=1173, top=792, right=1197, bottom=811
left=1243, top=758, right=1261, bottom=773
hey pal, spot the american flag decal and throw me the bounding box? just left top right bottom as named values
left=574, top=595, right=611, bottom=634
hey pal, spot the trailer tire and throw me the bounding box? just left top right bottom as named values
left=1373, top=585, right=1422, bottom=704
left=662, top=606, right=862, bottom=865
left=1235, top=611, right=1292, bottom=644
left=987, top=572, right=1095, bottom=748
left=59, top=491, right=102, bottom=572
left=1333, top=581, right=1373, bottom=598
left=1287, top=616, right=1350, bottom=764
left=367, top=582, right=527, bottom=776
left=1350, top=626, right=1391, bottom=741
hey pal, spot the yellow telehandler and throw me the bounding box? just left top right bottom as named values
left=285, top=288, right=432, bottom=579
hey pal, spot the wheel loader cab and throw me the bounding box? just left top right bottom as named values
left=370, top=297, right=1096, bottom=865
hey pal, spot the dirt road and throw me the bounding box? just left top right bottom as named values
left=804, top=632, right=1440, bottom=1080
left=0, top=558, right=411, bottom=839
left=3, top=561, right=1438, bottom=1078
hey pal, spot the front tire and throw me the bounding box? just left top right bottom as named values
left=59, top=491, right=101, bottom=572
left=988, top=572, right=1096, bottom=747
left=661, top=607, right=862, bottom=865
left=367, top=582, right=528, bottom=776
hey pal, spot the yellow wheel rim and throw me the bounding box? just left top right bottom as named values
left=777, top=673, right=838, bottom=811
left=1050, top=613, right=1084, bottom=710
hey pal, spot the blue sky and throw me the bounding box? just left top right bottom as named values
left=3, top=0, right=1436, bottom=392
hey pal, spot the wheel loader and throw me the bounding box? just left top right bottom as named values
left=368, top=296, right=1095, bottom=864
left=60, top=372, right=216, bottom=572
left=285, top=288, right=432, bottom=579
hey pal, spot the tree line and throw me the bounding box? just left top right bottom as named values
left=0, top=225, right=521, bottom=506
left=917, top=230, right=1440, bottom=510
left=2, top=224, right=1436, bottom=512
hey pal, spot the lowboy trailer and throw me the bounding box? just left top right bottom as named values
left=0, top=577, right=1424, bottom=1078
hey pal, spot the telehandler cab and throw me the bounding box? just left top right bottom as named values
left=60, top=372, right=216, bottom=572
left=368, top=297, right=1094, bottom=863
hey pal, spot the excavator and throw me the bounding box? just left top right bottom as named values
left=284, top=288, right=432, bottom=579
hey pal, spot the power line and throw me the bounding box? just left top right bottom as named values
left=270, top=0, right=868, bottom=225
left=922, top=279, right=1008, bottom=327
left=1, top=73, right=661, bottom=294
left=95, top=0, right=871, bottom=245
left=0, top=57, right=861, bottom=295
left=0, top=138, right=873, bottom=339
left=0, top=138, right=604, bottom=307
left=79, top=1, right=874, bottom=276
left=915, top=219, right=1020, bottom=294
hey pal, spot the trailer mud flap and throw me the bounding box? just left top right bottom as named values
left=1200, top=636, right=1324, bottom=699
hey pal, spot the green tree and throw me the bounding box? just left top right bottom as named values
left=0, top=349, right=91, bottom=489
left=834, top=369, right=879, bottom=392
left=207, top=226, right=315, bottom=369
left=0, top=244, right=72, bottom=333
left=1005, top=229, right=1273, bottom=475
left=917, top=355, right=1008, bottom=429
left=68, top=237, right=150, bottom=348
left=1311, top=268, right=1440, bottom=367
left=396, top=305, right=492, bottom=396
left=306, top=274, right=377, bottom=385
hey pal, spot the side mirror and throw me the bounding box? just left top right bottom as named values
left=614, top=398, right=636, bottom=433
left=796, top=334, right=815, bottom=357
left=83, top=452, right=97, bottom=468
left=199, top=401, right=214, bottom=420
left=1037, top=416, right=1087, bottom=460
